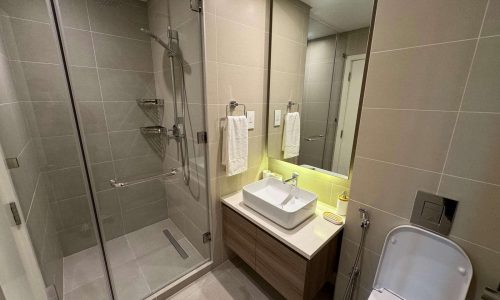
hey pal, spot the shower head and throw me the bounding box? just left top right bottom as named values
left=140, top=28, right=176, bottom=57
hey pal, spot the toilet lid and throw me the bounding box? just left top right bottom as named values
left=368, top=289, right=404, bottom=300
left=373, top=225, right=472, bottom=300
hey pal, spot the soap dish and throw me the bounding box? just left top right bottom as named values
left=323, top=212, right=343, bottom=225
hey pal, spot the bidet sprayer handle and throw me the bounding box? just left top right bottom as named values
left=359, top=208, right=370, bottom=228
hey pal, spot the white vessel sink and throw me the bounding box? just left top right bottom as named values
left=242, top=177, right=317, bottom=229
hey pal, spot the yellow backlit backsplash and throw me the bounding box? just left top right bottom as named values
left=268, top=159, right=350, bottom=207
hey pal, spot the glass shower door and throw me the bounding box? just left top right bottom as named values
left=55, top=0, right=211, bottom=298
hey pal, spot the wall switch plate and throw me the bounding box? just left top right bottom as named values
left=274, top=110, right=281, bottom=127
left=247, top=111, right=255, bottom=129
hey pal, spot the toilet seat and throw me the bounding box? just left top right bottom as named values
left=370, top=225, right=472, bottom=300
left=368, top=289, right=404, bottom=300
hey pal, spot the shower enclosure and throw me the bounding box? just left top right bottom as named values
left=0, top=0, right=210, bottom=299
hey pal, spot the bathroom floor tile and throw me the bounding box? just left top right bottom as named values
left=63, top=276, right=110, bottom=300
left=63, top=246, right=105, bottom=293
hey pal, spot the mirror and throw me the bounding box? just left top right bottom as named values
left=267, top=0, right=374, bottom=178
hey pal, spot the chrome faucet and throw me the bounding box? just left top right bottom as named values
left=283, top=172, right=299, bottom=186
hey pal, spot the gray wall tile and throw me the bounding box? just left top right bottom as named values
left=118, top=180, right=165, bottom=212
left=96, top=189, right=121, bottom=217
left=77, top=102, right=108, bottom=134
left=93, top=33, right=153, bottom=71
left=84, top=133, right=112, bottom=163
left=58, top=0, right=90, bottom=30
left=87, top=0, right=148, bottom=40
left=114, top=154, right=162, bottom=180
left=63, top=28, right=95, bottom=67
left=91, top=162, right=115, bottom=191
left=364, top=40, right=476, bottom=110
left=444, top=113, right=500, bottom=185
left=40, top=135, right=80, bottom=170
left=32, top=102, right=74, bottom=137
left=481, top=0, right=500, bottom=37
left=48, top=166, right=86, bottom=200
left=4, top=18, right=59, bottom=63
left=109, top=130, right=153, bottom=159
left=123, top=199, right=168, bottom=233
left=103, top=101, right=154, bottom=131
left=99, top=68, right=155, bottom=101
left=462, top=37, right=500, bottom=113
left=57, top=195, right=91, bottom=227
left=0, top=103, right=30, bottom=156
left=356, top=109, right=457, bottom=172
left=59, top=224, right=97, bottom=256
left=69, top=67, right=102, bottom=101
left=371, top=0, right=487, bottom=51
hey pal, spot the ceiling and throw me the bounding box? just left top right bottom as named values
left=300, top=0, right=374, bottom=40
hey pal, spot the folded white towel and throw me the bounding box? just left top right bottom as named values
left=282, top=112, right=300, bottom=159
left=222, top=116, right=248, bottom=176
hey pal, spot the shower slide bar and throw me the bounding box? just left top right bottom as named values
left=109, top=168, right=178, bottom=188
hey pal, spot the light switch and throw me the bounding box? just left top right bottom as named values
left=274, top=110, right=281, bottom=127
left=247, top=111, right=255, bottom=129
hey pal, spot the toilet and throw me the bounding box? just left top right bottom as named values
left=368, top=225, right=472, bottom=300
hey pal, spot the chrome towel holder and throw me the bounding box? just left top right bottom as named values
left=287, top=100, right=299, bottom=113
left=226, top=100, right=247, bottom=117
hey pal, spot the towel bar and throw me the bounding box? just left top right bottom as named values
left=225, top=100, right=247, bottom=117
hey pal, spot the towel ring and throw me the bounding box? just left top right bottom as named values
left=226, top=100, right=247, bottom=117
left=287, top=101, right=300, bottom=113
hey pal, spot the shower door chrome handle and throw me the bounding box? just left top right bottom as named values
left=109, top=168, right=178, bottom=188
left=304, top=134, right=324, bottom=141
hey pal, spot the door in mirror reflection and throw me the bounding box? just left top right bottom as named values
left=267, top=0, right=374, bottom=178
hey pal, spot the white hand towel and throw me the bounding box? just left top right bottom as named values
left=222, top=116, right=248, bottom=176
left=282, top=112, right=300, bottom=159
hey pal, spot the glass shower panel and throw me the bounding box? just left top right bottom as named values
left=0, top=1, right=109, bottom=299
left=57, top=0, right=211, bottom=298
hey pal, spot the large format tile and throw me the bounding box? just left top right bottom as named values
left=137, top=238, right=204, bottom=291
left=10, top=61, right=69, bottom=101
left=96, top=189, right=121, bottom=217
left=122, top=199, right=168, bottom=233
left=113, top=154, right=162, bottom=180
left=63, top=246, right=105, bottom=293
left=356, top=109, right=457, bottom=172
left=63, top=28, right=95, bottom=67
left=69, top=67, right=102, bottom=101
left=462, top=37, right=500, bottom=113
left=104, top=236, right=135, bottom=268
left=350, top=157, right=440, bottom=218
left=90, top=161, right=115, bottom=191
left=40, top=135, right=80, bottom=170
left=371, top=0, right=487, bottom=51
left=439, top=175, right=500, bottom=252
left=481, top=0, right=500, bottom=37
left=217, top=63, right=267, bottom=104
left=269, top=70, right=303, bottom=103
left=271, top=35, right=305, bottom=74
left=59, top=223, right=98, bottom=256
left=93, top=33, right=153, bottom=72
left=109, top=130, right=153, bottom=159
left=84, top=133, right=112, bottom=163
left=126, top=219, right=182, bottom=258
left=58, top=0, right=90, bottom=30
left=103, top=101, right=155, bottom=131
left=216, top=0, right=269, bottom=31
left=4, top=18, right=59, bottom=63
left=0, top=0, right=49, bottom=23
left=0, top=103, right=30, bottom=157
left=337, top=238, right=380, bottom=291
left=363, top=40, right=475, bottom=110
left=117, top=179, right=165, bottom=212
left=31, top=102, right=74, bottom=137
left=56, top=195, right=91, bottom=228
left=216, top=18, right=267, bottom=68
left=99, top=68, right=155, bottom=101
left=64, top=277, right=110, bottom=300
left=48, top=166, right=86, bottom=200
left=273, top=0, right=308, bottom=43
left=111, top=260, right=150, bottom=300
left=87, top=0, right=148, bottom=41
left=444, top=113, right=500, bottom=185
left=77, top=102, right=108, bottom=134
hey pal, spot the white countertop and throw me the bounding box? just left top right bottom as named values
left=221, top=191, right=344, bottom=259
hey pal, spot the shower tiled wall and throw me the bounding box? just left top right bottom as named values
left=334, top=1, right=500, bottom=299
left=147, top=0, right=210, bottom=258
left=0, top=1, right=66, bottom=296
left=203, top=0, right=271, bottom=264
left=59, top=0, right=167, bottom=254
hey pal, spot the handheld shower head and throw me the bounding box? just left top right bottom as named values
left=140, top=28, right=176, bottom=57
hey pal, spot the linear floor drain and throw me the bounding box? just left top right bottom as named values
left=163, top=229, right=188, bottom=259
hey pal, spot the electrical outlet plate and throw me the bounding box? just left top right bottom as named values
left=274, top=110, right=281, bottom=127
left=247, top=111, right=255, bottom=129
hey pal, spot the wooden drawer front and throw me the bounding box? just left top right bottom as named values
left=255, top=229, right=307, bottom=300
left=223, top=206, right=257, bottom=268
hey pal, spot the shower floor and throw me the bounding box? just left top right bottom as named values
left=62, top=219, right=205, bottom=300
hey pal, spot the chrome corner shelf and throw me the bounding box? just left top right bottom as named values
left=140, top=126, right=168, bottom=158
left=136, top=98, right=164, bottom=106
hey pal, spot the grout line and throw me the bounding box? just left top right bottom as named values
left=449, top=235, right=500, bottom=255
left=437, top=0, right=490, bottom=192
left=349, top=198, right=410, bottom=221
left=8, top=59, right=60, bottom=66
left=69, top=64, right=155, bottom=74
left=371, top=37, right=478, bottom=54
left=356, top=155, right=442, bottom=175
left=63, top=25, right=151, bottom=44
left=25, top=171, right=42, bottom=222
left=3, top=15, right=50, bottom=25
left=363, top=107, right=459, bottom=113
left=441, top=173, right=500, bottom=188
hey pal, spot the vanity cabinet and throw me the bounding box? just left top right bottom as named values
left=223, top=205, right=341, bottom=300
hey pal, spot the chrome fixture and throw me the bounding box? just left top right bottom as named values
left=282, top=172, right=299, bottom=186
left=136, top=98, right=164, bottom=106
left=343, top=208, right=370, bottom=300
left=287, top=100, right=300, bottom=112
left=225, top=100, right=247, bottom=117
left=142, top=27, right=191, bottom=185
left=304, top=134, right=325, bottom=141
left=109, top=168, right=178, bottom=188
left=140, top=28, right=176, bottom=57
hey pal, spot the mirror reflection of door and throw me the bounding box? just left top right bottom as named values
left=332, top=55, right=365, bottom=175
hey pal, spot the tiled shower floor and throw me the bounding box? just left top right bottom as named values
left=63, top=219, right=205, bottom=300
